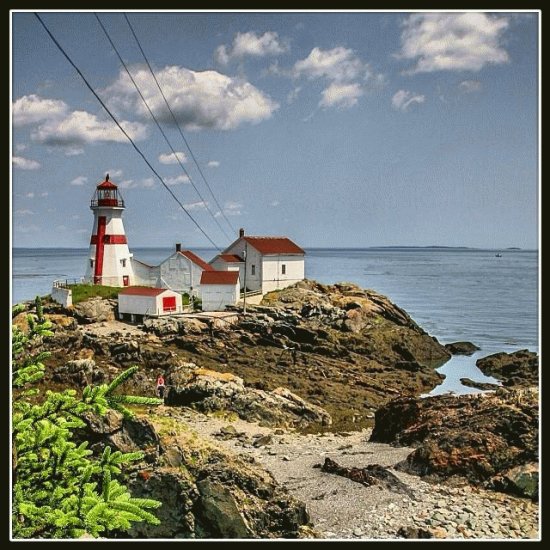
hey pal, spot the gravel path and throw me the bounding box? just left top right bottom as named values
left=172, top=410, right=539, bottom=540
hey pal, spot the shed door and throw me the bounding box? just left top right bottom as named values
left=162, top=296, right=176, bottom=312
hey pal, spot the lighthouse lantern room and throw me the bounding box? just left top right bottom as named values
left=84, top=174, right=135, bottom=287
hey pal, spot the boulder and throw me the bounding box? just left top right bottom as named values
left=444, top=341, right=480, bottom=355
left=476, top=350, right=538, bottom=387
left=165, top=366, right=331, bottom=428
left=52, top=358, right=105, bottom=386
left=370, top=387, right=538, bottom=492
left=73, top=298, right=116, bottom=323
left=488, top=462, right=539, bottom=500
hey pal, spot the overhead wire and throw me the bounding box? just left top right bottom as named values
left=123, top=12, right=237, bottom=235
left=94, top=13, right=231, bottom=242
left=33, top=12, right=222, bottom=252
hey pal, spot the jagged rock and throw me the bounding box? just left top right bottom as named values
left=320, top=458, right=414, bottom=497
left=73, top=298, right=116, bottom=323
left=52, top=358, right=105, bottom=386
left=196, top=479, right=253, bottom=538
left=488, top=463, right=539, bottom=500
left=476, top=350, right=538, bottom=387
left=460, top=378, right=500, bottom=391
left=110, top=340, right=141, bottom=364
left=82, top=409, right=124, bottom=435
left=444, top=341, right=480, bottom=355
left=371, top=387, right=538, bottom=492
left=165, top=366, right=331, bottom=428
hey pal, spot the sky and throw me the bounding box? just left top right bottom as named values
left=11, top=10, right=539, bottom=250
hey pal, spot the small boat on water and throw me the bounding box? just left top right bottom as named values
left=495, top=253, right=502, bottom=257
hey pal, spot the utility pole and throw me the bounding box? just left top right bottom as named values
left=243, top=242, right=247, bottom=314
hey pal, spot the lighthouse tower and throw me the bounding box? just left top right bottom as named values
left=84, top=174, right=134, bottom=287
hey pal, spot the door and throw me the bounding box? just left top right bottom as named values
left=123, top=275, right=129, bottom=287
left=162, top=295, right=176, bottom=312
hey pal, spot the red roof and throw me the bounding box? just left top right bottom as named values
left=200, top=271, right=239, bottom=285
left=243, top=237, right=305, bottom=255
left=119, top=286, right=169, bottom=297
left=218, top=254, right=243, bottom=263
left=179, top=250, right=214, bottom=271
left=97, top=180, right=118, bottom=190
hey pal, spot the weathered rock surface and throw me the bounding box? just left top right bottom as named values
left=52, top=358, right=105, bottom=386
left=165, top=365, right=332, bottom=429
left=488, top=463, right=539, bottom=501
left=370, top=387, right=538, bottom=495
left=444, top=342, right=480, bottom=355
left=73, top=298, right=117, bottom=323
left=459, top=378, right=500, bottom=391
left=476, top=350, right=538, bottom=387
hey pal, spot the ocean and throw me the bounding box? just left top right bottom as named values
left=11, top=246, right=539, bottom=396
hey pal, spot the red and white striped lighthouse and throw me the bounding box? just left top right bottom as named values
left=84, top=174, right=134, bottom=287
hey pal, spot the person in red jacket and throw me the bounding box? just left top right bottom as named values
left=156, top=374, right=166, bottom=399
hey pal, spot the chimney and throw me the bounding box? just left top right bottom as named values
left=239, top=228, right=245, bottom=238
left=175, top=243, right=181, bottom=252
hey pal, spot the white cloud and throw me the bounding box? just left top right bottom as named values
left=397, top=13, right=509, bottom=74
left=224, top=201, right=243, bottom=216
left=71, top=215, right=80, bottom=220
left=215, top=31, right=289, bottom=65
left=294, top=47, right=364, bottom=83
left=12, top=94, right=68, bottom=126
left=15, top=209, right=34, bottom=215
left=183, top=201, right=208, bottom=210
left=287, top=86, right=302, bottom=104
left=118, top=178, right=155, bottom=189
left=159, top=151, right=187, bottom=165
left=392, top=89, right=426, bottom=111
left=104, top=65, right=278, bottom=131
left=56, top=225, right=67, bottom=231
left=319, top=82, right=363, bottom=109
left=207, top=160, right=220, bottom=168
left=64, top=147, right=84, bottom=156
left=12, top=156, right=41, bottom=170
left=163, top=174, right=190, bottom=186
left=70, top=176, right=88, bottom=186
left=25, top=192, right=35, bottom=198
left=459, top=79, right=482, bottom=93
left=15, top=143, right=27, bottom=152
left=270, top=200, right=280, bottom=207
left=17, top=224, right=39, bottom=233
left=31, top=110, right=147, bottom=147
left=40, top=192, right=48, bottom=197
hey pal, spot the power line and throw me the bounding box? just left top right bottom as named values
left=123, top=12, right=237, bottom=236
left=34, top=12, right=221, bottom=252
left=94, top=13, right=231, bottom=243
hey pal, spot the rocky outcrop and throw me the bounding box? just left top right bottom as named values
left=165, top=365, right=332, bottom=429
left=460, top=378, right=500, bottom=391
left=80, top=406, right=312, bottom=539
left=73, top=298, right=117, bottom=324
left=369, top=388, right=538, bottom=495
left=488, top=463, right=538, bottom=501
left=444, top=342, right=480, bottom=355
left=52, top=358, right=106, bottom=386
left=476, top=350, right=538, bottom=387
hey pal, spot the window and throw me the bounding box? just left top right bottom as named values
left=121, top=259, right=126, bottom=267
left=90, top=259, right=94, bottom=268
left=251, top=264, right=256, bottom=276
left=281, top=264, right=286, bottom=275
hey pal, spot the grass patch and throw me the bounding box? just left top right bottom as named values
left=68, top=283, right=123, bottom=304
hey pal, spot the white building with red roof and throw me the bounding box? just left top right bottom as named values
left=118, top=286, right=183, bottom=321
left=132, top=243, right=214, bottom=296
left=200, top=270, right=240, bottom=311
left=213, top=228, right=305, bottom=294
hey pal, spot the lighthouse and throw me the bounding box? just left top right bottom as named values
left=84, top=174, right=134, bottom=287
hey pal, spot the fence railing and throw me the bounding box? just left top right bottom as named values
left=53, top=278, right=84, bottom=289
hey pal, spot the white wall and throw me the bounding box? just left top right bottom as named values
left=223, top=240, right=263, bottom=292
left=201, top=282, right=240, bottom=311
left=131, top=259, right=159, bottom=287
left=118, top=291, right=183, bottom=316
left=51, top=286, right=72, bottom=307
left=261, top=255, right=305, bottom=293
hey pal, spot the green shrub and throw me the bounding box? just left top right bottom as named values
left=68, top=284, right=122, bottom=304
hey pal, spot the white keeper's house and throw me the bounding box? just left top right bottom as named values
left=211, top=228, right=305, bottom=294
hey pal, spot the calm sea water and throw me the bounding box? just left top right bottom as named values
left=11, top=247, right=539, bottom=395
